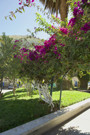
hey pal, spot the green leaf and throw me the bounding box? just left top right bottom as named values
left=0, top=39, right=5, bottom=44
left=9, top=17, right=13, bottom=21
left=23, top=8, right=25, bottom=12
left=13, top=14, right=16, bottom=19
left=18, top=10, right=22, bottom=13
left=5, top=16, right=7, bottom=20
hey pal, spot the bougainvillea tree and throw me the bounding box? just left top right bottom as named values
left=14, top=0, right=90, bottom=108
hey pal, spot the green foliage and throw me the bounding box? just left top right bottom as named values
left=0, top=33, right=22, bottom=81
left=68, top=0, right=81, bottom=11
left=35, top=12, right=53, bottom=35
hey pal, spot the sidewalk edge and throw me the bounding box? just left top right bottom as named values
left=23, top=102, right=90, bottom=135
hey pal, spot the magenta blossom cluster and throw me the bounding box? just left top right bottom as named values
left=19, top=0, right=34, bottom=5
left=68, top=0, right=89, bottom=29
left=34, top=34, right=61, bottom=59
left=28, top=50, right=38, bottom=61
left=20, top=48, right=29, bottom=52
left=68, top=1, right=84, bottom=27
left=34, top=34, right=56, bottom=56
left=13, top=45, right=17, bottom=49
left=68, top=18, right=76, bottom=27
left=81, top=22, right=90, bottom=33
left=82, top=0, right=88, bottom=3
left=15, top=40, right=19, bottom=43
left=60, top=27, right=69, bottom=34
left=73, top=2, right=84, bottom=17
left=14, top=34, right=64, bottom=63
left=73, top=7, right=84, bottom=17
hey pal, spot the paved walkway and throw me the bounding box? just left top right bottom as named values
left=44, top=109, right=90, bottom=135
left=1, top=89, right=13, bottom=94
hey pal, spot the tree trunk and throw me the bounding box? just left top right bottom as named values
left=59, top=77, right=63, bottom=110
left=79, top=78, right=88, bottom=90
left=78, top=72, right=90, bottom=90
left=0, top=74, right=3, bottom=92
left=59, top=69, right=71, bottom=110
left=59, top=0, right=69, bottom=21
left=13, top=78, right=16, bottom=96
left=50, top=77, right=54, bottom=96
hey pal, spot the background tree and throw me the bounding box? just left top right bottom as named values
left=0, top=33, right=21, bottom=95
left=78, top=71, right=90, bottom=90
left=0, top=33, right=14, bottom=91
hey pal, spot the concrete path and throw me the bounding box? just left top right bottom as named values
left=1, top=89, right=13, bottom=94
left=44, top=109, right=90, bottom=135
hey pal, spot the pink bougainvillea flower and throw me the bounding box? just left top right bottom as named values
left=58, top=53, right=61, bottom=57
left=26, top=0, right=29, bottom=3
left=60, top=27, right=69, bottom=34
left=68, top=18, right=76, bottom=27
left=15, top=40, right=19, bottom=43
left=34, top=45, right=44, bottom=52
left=20, top=48, right=28, bottom=52
left=60, top=43, right=65, bottom=47
left=24, top=54, right=28, bottom=56
left=77, top=1, right=81, bottom=7
left=19, top=0, right=22, bottom=5
left=43, top=34, right=56, bottom=51
left=40, top=48, right=46, bottom=55
left=53, top=51, right=58, bottom=54
left=81, top=22, right=90, bottom=32
left=13, top=45, right=17, bottom=49
left=52, top=25, right=55, bottom=29
left=82, top=0, right=88, bottom=3
left=26, top=0, right=34, bottom=3
left=73, top=7, right=84, bottom=17
left=13, top=45, right=17, bottom=47
left=78, top=9, right=84, bottom=16
left=54, top=46, right=57, bottom=50
left=28, top=50, right=39, bottom=61
left=74, top=1, right=80, bottom=7
left=21, top=57, right=23, bottom=61
left=14, top=55, right=17, bottom=58
left=73, top=7, right=79, bottom=16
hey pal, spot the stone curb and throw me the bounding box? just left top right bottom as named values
left=0, top=98, right=90, bottom=135
left=22, top=102, right=90, bottom=135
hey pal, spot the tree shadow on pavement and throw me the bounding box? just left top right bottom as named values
left=43, top=126, right=90, bottom=135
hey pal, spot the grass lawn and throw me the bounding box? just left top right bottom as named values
left=0, top=88, right=90, bottom=133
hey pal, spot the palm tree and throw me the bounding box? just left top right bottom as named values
left=39, top=0, right=69, bottom=21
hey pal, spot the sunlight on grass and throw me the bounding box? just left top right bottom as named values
left=52, top=90, right=90, bottom=107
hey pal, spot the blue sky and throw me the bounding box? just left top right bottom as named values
left=0, top=0, right=72, bottom=40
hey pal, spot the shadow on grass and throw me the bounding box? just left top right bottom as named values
left=2, top=91, right=14, bottom=98
left=2, top=89, right=30, bottom=99
left=0, top=98, right=51, bottom=133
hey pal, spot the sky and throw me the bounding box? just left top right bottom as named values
left=0, top=0, right=72, bottom=40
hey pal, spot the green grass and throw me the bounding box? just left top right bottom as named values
left=0, top=88, right=90, bottom=133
